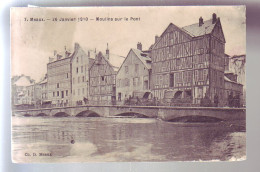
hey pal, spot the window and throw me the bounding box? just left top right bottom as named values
left=101, top=76, right=104, bottom=81
left=125, top=78, right=130, bottom=87
left=82, top=88, right=85, bottom=94
left=195, top=70, right=198, bottom=81
left=135, top=64, right=139, bottom=73
left=81, top=66, right=83, bottom=73
left=82, top=76, right=85, bottom=82
left=170, top=73, right=174, bottom=87
left=66, top=73, right=69, bottom=78
left=78, top=76, right=80, bottom=83
left=118, top=79, right=121, bottom=87
left=176, top=58, right=181, bottom=66
left=57, top=91, right=59, bottom=97
left=66, top=90, right=68, bottom=96
left=61, top=91, right=64, bottom=98
left=57, top=83, right=59, bottom=88
left=53, top=92, right=55, bottom=97
left=76, top=57, right=78, bottom=63
left=144, top=80, right=148, bottom=90
left=76, top=67, right=78, bottom=73
left=198, top=70, right=203, bottom=81
left=203, top=69, right=208, bottom=81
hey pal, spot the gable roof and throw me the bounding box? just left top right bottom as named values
left=89, top=52, right=125, bottom=73
left=13, top=75, right=34, bottom=87
left=182, top=19, right=217, bottom=37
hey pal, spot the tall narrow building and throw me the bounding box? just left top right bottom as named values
left=89, top=47, right=124, bottom=105
left=71, top=43, right=96, bottom=106
left=47, top=49, right=72, bottom=106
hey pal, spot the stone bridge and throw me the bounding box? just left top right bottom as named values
left=12, top=105, right=246, bottom=122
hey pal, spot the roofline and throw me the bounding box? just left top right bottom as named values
left=89, top=52, right=118, bottom=73
left=47, top=56, right=71, bottom=65
left=153, top=23, right=194, bottom=49
left=116, top=49, right=151, bottom=74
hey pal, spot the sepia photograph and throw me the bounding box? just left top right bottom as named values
left=11, top=6, right=246, bottom=163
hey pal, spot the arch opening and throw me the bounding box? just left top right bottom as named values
left=115, top=112, right=149, bottom=118
left=168, top=115, right=223, bottom=123
left=36, top=113, right=48, bottom=117
left=75, top=110, right=101, bottom=117
left=23, top=114, right=32, bottom=117
left=54, top=112, right=69, bottom=117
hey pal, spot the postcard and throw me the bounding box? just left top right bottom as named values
left=11, top=6, right=246, bottom=163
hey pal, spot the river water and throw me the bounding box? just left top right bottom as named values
left=12, top=116, right=246, bottom=162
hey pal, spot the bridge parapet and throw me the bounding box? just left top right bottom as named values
left=12, top=105, right=246, bottom=121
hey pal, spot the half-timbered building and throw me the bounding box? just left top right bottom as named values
left=150, top=13, right=227, bottom=106
left=89, top=48, right=124, bottom=105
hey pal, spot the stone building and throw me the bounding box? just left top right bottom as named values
left=150, top=13, right=227, bottom=106
left=89, top=46, right=124, bottom=105
left=116, top=43, right=151, bottom=103
left=71, top=43, right=96, bottom=106
left=47, top=49, right=72, bottom=106
left=224, top=54, right=245, bottom=106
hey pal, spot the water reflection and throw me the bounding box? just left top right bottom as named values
left=12, top=116, right=246, bottom=162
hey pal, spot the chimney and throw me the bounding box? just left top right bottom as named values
left=106, top=43, right=109, bottom=60
left=54, top=50, right=57, bottom=56
left=155, top=35, right=159, bottom=43
left=212, top=13, right=217, bottom=24
left=74, top=42, right=79, bottom=52
left=137, top=42, right=142, bottom=51
left=199, top=17, right=204, bottom=27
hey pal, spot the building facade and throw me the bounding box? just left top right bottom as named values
left=116, top=43, right=151, bottom=103
left=224, top=54, right=245, bottom=106
left=89, top=49, right=124, bottom=105
left=11, top=75, right=35, bottom=106
left=150, top=13, right=226, bottom=106
left=71, top=43, right=96, bottom=106
left=47, top=50, right=72, bottom=106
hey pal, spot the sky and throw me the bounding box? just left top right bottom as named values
left=11, top=6, right=246, bottom=82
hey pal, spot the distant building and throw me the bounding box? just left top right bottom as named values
left=11, top=74, right=35, bottom=106
left=47, top=49, right=72, bottom=106
left=224, top=54, right=245, bottom=106
left=116, top=43, right=152, bottom=103
left=37, top=75, right=48, bottom=105
left=89, top=45, right=124, bottom=104
left=71, top=43, right=96, bottom=106
left=150, top=13, right=226, bottom=106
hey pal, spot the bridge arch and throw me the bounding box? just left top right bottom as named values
left=115, top=112, right=149, bottom=118
left=75, top=110, right=101, bottom=117
left=36, top=113, right=48, bottom=117
left=23, top=113, right=32, bottom=117
left=53, top=112, right=70, bottom=117
left=168, top=115, right=223, bottom=123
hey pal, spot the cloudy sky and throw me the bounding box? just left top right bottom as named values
left=11, top=6, right=246, bottom=82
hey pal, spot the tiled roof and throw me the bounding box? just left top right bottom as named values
left=131, top=48, right=151, bottom=69
left=182, top=19, right=216, bottom=37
